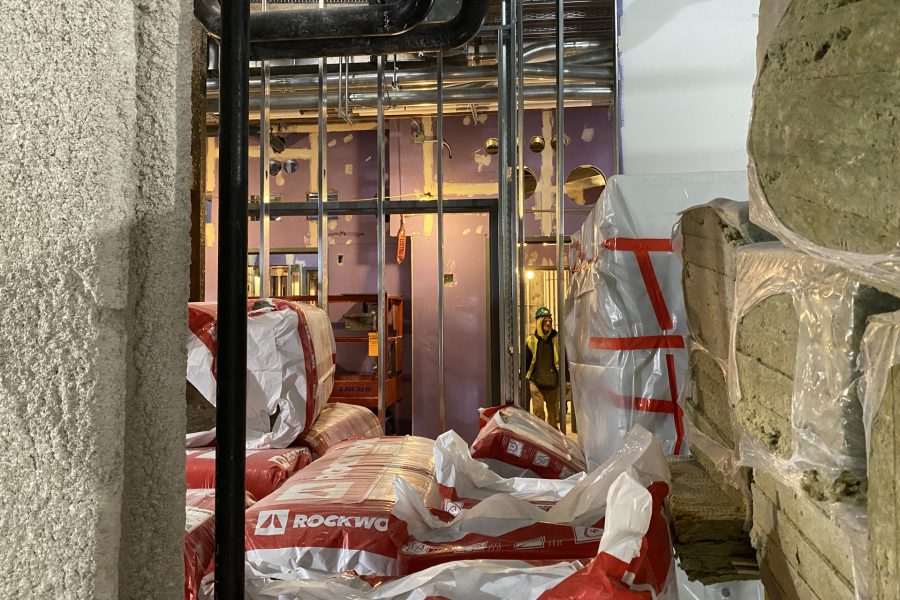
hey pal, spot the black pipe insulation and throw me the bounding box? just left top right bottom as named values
left=214, top=0, right=249, bottom=598
left=195, top=0, right=435, bottom=42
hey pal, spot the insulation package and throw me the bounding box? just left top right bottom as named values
left=470, top=405, right=587, bottom=479
left=565, top=173, right=749, bottom=467
left=433, top=429, right=584, bottom=513
left=244, top=436, right=440, bottom=577
left=301, top=402, right=383, bottom=458
left=666, top=457, right=756, bottom=584
left=185, top=447, right=312, bottom=502
left=186, top=299, right=336, bottom=448
left=243, top=467, right=675, bottom=600
left=860, top=310, right=900, bottom=599
left=748, top=0, right=900, bottom=295
left=184, top=489, right=217, bottom=600
left=391, top=427, right=675, bottom=597
left=730, top=243, right=900, bottom=503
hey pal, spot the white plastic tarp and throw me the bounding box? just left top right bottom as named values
left=564, top=172, right=749, bottom=468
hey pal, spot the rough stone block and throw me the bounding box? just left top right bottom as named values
left=752, top=483, right=855, bottom=600
left=864, top=311, right=900, bottom=600
left=668, top=457, right=756, bottom=584
left=750, top=0, right=900, bottom=256
left=0, top=0, right=191, bottom=597
left=753, top=472, right=855, bottom=586
left=734, top=245, right=900, bottom=503
left=686, top=349, right=735, bottom=449
left=681, top=201, right=775, bottom=359
left=733, top=351, right=794, bottom=458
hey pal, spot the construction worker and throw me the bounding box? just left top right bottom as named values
left=525, top=306, right=561, bottom=431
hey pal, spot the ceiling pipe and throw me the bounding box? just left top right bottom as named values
left=207, top=84, right=611, bottom=113
left=248, top=0, right=488, bottom=59
left=195, top=0, right=435, bottom=42
left=205, top=64, right=613, bottom=96
left=522, top=39, right=608, bottom=63
left=565, top=49, right=613, bottom=66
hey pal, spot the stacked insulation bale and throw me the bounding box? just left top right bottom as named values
left=674, top=200, right=774, bottom=583
left=738, top=0, right=900, bottom=597
left=859, top=311, right=900, bottom=600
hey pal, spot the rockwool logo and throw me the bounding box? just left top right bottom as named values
left=293, top=514, right=389, bottom=532
left=255, top=510, right=289, bottom=536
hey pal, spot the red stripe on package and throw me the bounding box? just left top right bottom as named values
left=186, top=299, right=336, bottom=447
left=301, top=402, right=384, bottom=458
left=471, top=406, right=587, bottom=479
left=185, top=447, right=312, bottom=502
left=245, top=436, right=441, bottom=577
left=184, top=489, right=216, bottom=600
left=588, top=335, right=685, bottom=351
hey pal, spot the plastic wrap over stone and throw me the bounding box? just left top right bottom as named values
left=730, top=243, right=900, bottom=504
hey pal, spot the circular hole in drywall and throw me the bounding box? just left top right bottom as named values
left=550, top=134, right=570, bottom=151
left=484, top=137, right=500, bottom=155
left=269, top=160, right=282, bottom=176
left=522, top=166, right=538, bottom=199
left=565, top=165, right=606, bottom=205
left=283, top=159, right=299, bottom=174
left=529, top=136, right=546, bottom=153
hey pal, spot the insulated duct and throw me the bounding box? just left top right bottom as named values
left=195, top=0, right=434, bottom=42
left=248, top=0, right=488, bottom=59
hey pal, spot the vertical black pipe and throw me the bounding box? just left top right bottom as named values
left=215, top=0, right=249, bottom=597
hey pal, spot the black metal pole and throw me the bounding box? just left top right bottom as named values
left=215, top=0, right=249, bottom=597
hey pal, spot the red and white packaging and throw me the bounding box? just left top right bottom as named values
left=433, top=429, right=585, bottom=514
left=471, top=405, right=587, bottom=479
left=301, top=402, right=383, bottom=458
left=392, top=425, right=672, bottom=589
left=184, top=489, right=216, bottom=600
left=186, top=299, right=336, bottom=449
left=185, top=447, right=312, bottom=502
left=244, top=436, right=441, bottom=577
left=240, top=464, right=675, bottom=599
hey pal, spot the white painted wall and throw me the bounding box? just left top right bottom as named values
left=619, top=0, right=760, bottom=174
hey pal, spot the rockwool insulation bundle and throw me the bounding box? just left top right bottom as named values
left=396, top=427, right=672, bottom=583
left=184, top=489, right=216, bottom=600
left=240, top=468, right=676, bottom=600
left=730, top=243, right=900, bottom=504
left=433, top=429, right=585, bottom=513
left=185, top=447, right=312, bottom=502
left=565, top=173, right=749, bottom=467
left=186, top=299, right=336, bottom=448
left=244, top=436, right=440, bottom=577
left=678, top=199, right=775, bottom=362
left=666, top=457, right=756, bottom=585
left=748, top=0, right=900, bottom=295
left=470, top=405, right=586, bottom=479
left=300, top=402, right=383, bottom=458
left=860, top=310, right=900, bottom=599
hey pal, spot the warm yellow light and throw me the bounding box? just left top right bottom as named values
left=526, top=270, right=535, bottom=280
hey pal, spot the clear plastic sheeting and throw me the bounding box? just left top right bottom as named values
left=186, top=299, right=336, bottom=448
left=748, top=162, right=900, bottom=296
left=675, top=565, right=764, bottom=600
left=565, top=172, right=750, bottom=468
left=729, top=243, right=900, bottom=503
